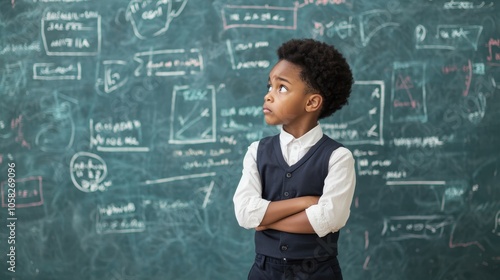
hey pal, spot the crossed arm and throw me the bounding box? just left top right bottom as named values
left=255, top=196, right=320, bottom=234
left=234, top=142, right=356, bottom=236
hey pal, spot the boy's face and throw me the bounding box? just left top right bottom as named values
left=263, top=60, right=319, bottom=128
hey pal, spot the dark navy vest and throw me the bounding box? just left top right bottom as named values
left=256, top=134, right=343, bottom=259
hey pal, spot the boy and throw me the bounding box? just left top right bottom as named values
left=233, top=38, right=356, bottom=279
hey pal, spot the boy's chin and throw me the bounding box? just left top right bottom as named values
left=264, top=120, right=280, bottom=126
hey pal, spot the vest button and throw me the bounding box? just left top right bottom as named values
left=284, top=191, right=289, bottom=197
left=280, top=245, right=288, bottom=251
left=286, top=173, right=292, bottom=178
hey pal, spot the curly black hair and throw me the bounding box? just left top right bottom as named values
left=277, top=38, right=353, bottom=119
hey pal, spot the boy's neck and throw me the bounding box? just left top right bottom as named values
left=282, top=121, right=318, bottom=139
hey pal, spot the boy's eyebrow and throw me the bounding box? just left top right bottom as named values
left=268, top=76, right=292, bottom=84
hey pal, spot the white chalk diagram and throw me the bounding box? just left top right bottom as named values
left=95, top=60, right=129, bottom=94
left=89, top=118, right=149, bottom=152
left=41, top=10, right=101, bottom=56
left=70, top=152, right=112, bottom=192
left=390, top=62, right=428, bottom=123
left=125, top=0, right=188, bottom=39
left=381, top=181, right=469, bottom=241
left=226, top=39, right=272, bottom=70
left=93, top=172, right=217, bottom=234
left=33, top=62, right=82, bottom=80
left=133, top=48, right=203, bottom=77
left=169, top=85, right=216, bottom=144
left=415, top=24, right=483, bottom=50
left=96, top=201, right=146, bottom=234
left=322, top=81, right=385, bottom=145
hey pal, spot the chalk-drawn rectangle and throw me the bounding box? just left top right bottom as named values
left=382, top=215, right=453, bottom=241
left=33, top=62, right=82, bottom=80
left=95, top=202, right=146, bottom=234
left=133, top=49, right=203, bottom=77
left=322, top=81, right=385, bottom=145
left=169, top=85, right=216, bottom=144
left=41, top=11, right=101, bottom=56
left=221, top=5, right=297, bottom=30
left=1, top=176, right=44, bottom=208
left=390, top=62, right=427, bottom=123
left=89, top=118, right=149, bottom=152
left=415, top=24, right=482, bottom=51
left=226, top=40, right=272, bottom=70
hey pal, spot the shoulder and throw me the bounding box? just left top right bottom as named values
left=319, top=134, right=354, bottom=163
left=330, top=146, right=354, bottom=166
left=246, top=135, right=277, bottom=155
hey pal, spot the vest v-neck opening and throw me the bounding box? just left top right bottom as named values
left=272, top=135, right=329, bottom=171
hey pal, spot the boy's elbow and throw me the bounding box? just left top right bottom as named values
left=233, top=205, right=253, bottom=229
left=235, top=216, right=255, bottom=230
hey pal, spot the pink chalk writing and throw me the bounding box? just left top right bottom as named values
left=1, top=176, right=44, bottom=208
left=11, top=115, right=30, bottom=149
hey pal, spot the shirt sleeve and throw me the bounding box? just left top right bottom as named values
left=233, top=141, right=271, bottom=229
left=305, top=147, right=356, bottom=237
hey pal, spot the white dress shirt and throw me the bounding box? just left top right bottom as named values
left=233, top=124, right=356, bottom=237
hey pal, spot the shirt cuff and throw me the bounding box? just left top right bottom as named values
left=246, top=199, right=271, bottom=228
left=305, top=205, right=331, bottom=237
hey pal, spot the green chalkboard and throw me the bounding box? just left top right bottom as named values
left=1, top=0, right=499, bottom=279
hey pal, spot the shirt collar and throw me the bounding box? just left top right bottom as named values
left=279, top=123, right=324, bottom=148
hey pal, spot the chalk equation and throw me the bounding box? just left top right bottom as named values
left=70, top=152, right=112, bottom=192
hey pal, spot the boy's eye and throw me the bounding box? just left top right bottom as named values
left=267, top=84, right=288, bottom=93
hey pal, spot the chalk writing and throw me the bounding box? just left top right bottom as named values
left=382, top=215, right=453, bottom=241
left=96, top=202, right=146, bottom=234
left=1, top=176, right=43, bottom=208
left=41, top=10, right=101, bottom=56
left=134, top=48, right=203, bottom=76
left=221, top=5, right=297, bottom=30
left=226, top=40, right=272, bottom=70
left=70, top=152, right=112, bottom=192
left=393, top=137, right=444, bottom=148
left=90, top=119, right=148, bottom=152
left=33, top=62, right=82, bottom=80
left=415, top=24, right=482, bottom=50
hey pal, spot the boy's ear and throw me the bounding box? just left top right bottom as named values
left=305, top=93, right=323, bottom=113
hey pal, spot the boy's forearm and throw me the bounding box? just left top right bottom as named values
left=259, top=211, right=316, bottom=234
left=259, top=196, right=319, bottom=226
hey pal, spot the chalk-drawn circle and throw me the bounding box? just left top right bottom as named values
left=70, top=152, right=108, bottom=192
